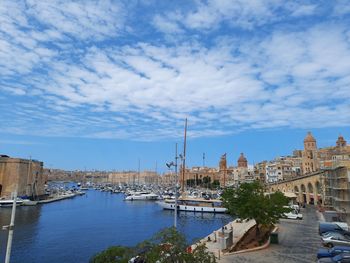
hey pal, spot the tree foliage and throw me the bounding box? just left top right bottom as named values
left=221, top=181, right=291, bottom=234
left=186, top=178, right=220, bottom=190
left=90, top=246, right=132, bottom=263
left=90, top=227, right=216, bottom=263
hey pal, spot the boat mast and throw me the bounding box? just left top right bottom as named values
left=26, top=156, right=31, bottom=197
left=174, top=143, right=178, bottom=228
left=138, top=158, right=140, bottom=186
left=181, top=118, right=187, bottom=193
left=155, top=161, right=158, bottom=186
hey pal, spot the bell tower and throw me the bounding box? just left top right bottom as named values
left=302, top=132, right=319, bottom=174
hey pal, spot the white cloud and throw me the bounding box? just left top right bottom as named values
left=153, top=15, right=183, bottom=34
left=0, top=1, right=349, bottom=141
left=290, top=5, right=317, bottom=17
left=26, top=0, right=125, bottom=40
left=153, top=0, right=324, bottom=33
left=333, top=0, right=350, bottom=16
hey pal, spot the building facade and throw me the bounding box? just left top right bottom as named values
left=264, top=156, right=301, bottom=183
left=302, top=132, right=319, bottom=174
left=108, top=171, right=159, bottom=185
left=177, top=152, right=252, bottom=188
left=0, top=156, right=46, bottom=198
left=322, top=160, right=350, bottom=223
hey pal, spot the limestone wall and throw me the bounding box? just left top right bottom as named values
left=0, top=157, right=46, bottom=198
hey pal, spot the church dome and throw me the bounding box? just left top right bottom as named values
left=237, top=153, right=248, bottom=168
left=304, top=132, right=316, bottom=143
left=238, top=153, right=247, bottom=162
left=336, top=134, right=347, bottom=147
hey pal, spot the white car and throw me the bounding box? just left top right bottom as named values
left=321, top=232, right=350, bottom=247
left=333, top=222, right=349, bottom=231
left=283, top=209, right=303, bottom=220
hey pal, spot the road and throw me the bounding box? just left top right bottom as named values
left=219, top=206, right=322, bottom=263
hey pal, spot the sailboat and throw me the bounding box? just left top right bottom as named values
left=157, top=119, right=227, bottom=213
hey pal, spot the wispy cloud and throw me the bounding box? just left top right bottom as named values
left=0, top=140, right=43, bottom=146
left=0, top=1, right=349, bottom=141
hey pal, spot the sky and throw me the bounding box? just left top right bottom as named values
left=0, top=0, right=350, bottom=172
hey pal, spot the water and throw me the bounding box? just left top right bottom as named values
left=0, top=190, right=232, bottom=263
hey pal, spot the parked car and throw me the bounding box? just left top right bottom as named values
left=334, top=222, right=349, bottom=231
left=283, top=208, right=302, bottom=220
left=317, top=253, right=350, bottom=262
left=322, top=232, right=350, bottom=248
left=317, top=246, right=350, bottom=259
left=320, top=223, right=350, bottom=236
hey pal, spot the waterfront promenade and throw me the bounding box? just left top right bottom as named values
left=219, top=206, right=321, bottom=263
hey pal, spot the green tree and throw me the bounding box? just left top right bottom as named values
left=195, top=178, right=202, bottom=186
left=90, top=227, right=216, bottom=263
left=137, top=227, right=217, bottom=263
left=90, top=246, right=132, bottom=263
left=202, top=176, right=211, bottom=188
left=221, top=181, right=290, bottom=237
left=191, top=243, right=217, bottom=263
left=186, top=179, right=195, bottom=187
left=211, top=180, right=220, bottom=189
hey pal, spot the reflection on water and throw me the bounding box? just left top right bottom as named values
left=0, top=206, right=42, bottom=260
left=0, top=190, right=232, bottom=263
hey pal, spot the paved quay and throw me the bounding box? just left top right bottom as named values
left=219, top=206, right=322, bottom=263
left=192, top=218, right=256, bottom=257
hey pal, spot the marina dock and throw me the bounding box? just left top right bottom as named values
left=37, top=193, right=77, bottom=204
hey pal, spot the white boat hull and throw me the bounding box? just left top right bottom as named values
left=157, top=201, right=227, bottom=213
left=125, top=194, right=159, bottom=201
left=0, top=200, right=23, bottom=207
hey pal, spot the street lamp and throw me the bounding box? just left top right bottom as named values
left=166, top=143, right=179, bottom=229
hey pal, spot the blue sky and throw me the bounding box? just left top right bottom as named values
left=0, top=0, right=350, bottom=172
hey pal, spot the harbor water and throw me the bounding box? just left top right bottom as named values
left=0, top=189, right=232, bottom=263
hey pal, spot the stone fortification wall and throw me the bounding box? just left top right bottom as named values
left=0, top=157, right=46, bottom=198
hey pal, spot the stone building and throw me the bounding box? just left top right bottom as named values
left=219, top=153, right=229, bottom=187
left=228, top=153, right=253, bottom=186
left=181, top=166, right=221, bottom=188
left=254, top=161, right=267, bottom=183
left=319, top=135, right=350, bottom=169
left=237, top=153, right=248, bottom=168
left=160, top=171, right=176, bottom=186
left=45, top=169, right=88, bottom=182
left=107, top=171, right=159, bottom=185
left=323, top=160, right=350, bottom=223
left=265, top=162, right=282, bottom=183
left=178, top=152, right=252, bottom=188
left=0, top=155, right=47, bottom=199
left=294, top=133, right=350, bottom=174
left=288, top=156, right=303, bottom=177
left=264, top=156, right=302, bottom=183
left=336, top=135, right=347, bottom=147
left=302, top=132, right=319, bottom=174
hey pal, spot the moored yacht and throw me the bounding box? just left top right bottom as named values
left=157, top=197, right=227, bottom=213
left=124, top=192, right=159, bottom=201
left=0, top=197, right=24, bottom=207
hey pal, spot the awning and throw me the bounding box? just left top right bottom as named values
left=283, top=192, right=297, bottom=198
